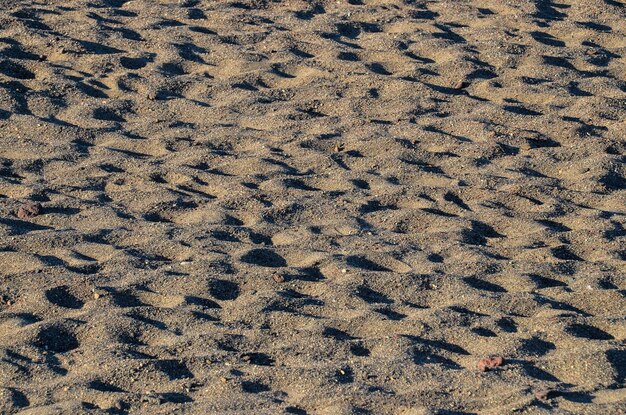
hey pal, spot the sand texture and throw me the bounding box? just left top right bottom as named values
left=0, top=0, right=625, bottom=414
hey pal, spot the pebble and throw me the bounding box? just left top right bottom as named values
left=477, top=356, right=504, bottom=371
left=453, top=80, right=471, bottom=89
left=16, top=202, right=43, bottom=219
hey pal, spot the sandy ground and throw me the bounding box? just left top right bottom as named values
left=0, top=0, right=625, bottom=414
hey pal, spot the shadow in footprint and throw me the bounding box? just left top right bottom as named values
left=155, top=360, right=193, bottom=380
left=335, top=366, right=354, bottom=384
left=160, top=392, right=193, bottom=403
left=462, top=221, right=504, bottom=246
left=551, top=245, right=583, bottom=261
left=355, top=285, right=392, bottom=304
left=0, top=60, right=35, bottom=79
left=566, top=323, right=614, bottom=340
left=0, top=218, right=52, bottom=235
left=606, top=349, right=626, bottom=384
left=241, top=352, right=274, bottom=366
left=185, top=296, right=220, bottom=309
left=88, top=380, right=126, bottom=393
left=4, top=388, right=29, bottom=409
left=45, top=286, right=84, bottom=309
left=241, top=249, right=286, bottom=268
left=367, top=63, right=391, bottom=75
left=347, top=256, right=391, bottom=272
left=519, top=336, right=556, bottom=357
left=323, top=327, right=355, bottom=341
left=522, top=363, right=561, bottom=382
left=530, top=31, right=565, bottom=47
left=463, top=277, right=507, bottom=293
left=241, top=380, right=270, bottom=394
left=375, top=308, right=407, bottom=320
left=36, top=324, right=80, bottom=353
left=209, top=279, right=240, bottom=301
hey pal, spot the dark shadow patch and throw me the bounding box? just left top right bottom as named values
left=88, top=380, right=126, bottom=393
left=503, top=105, right=543, bottom=116
left=561, top=391, right=593, bottom=404
left=350, top=342, right=370, bottom=357
left=551, top=245, right=583, bottom=261
left=45, top=286, right=84, bottom=309
left=336, top=22, right=360, bottom=39
left=241, top=352, right=274, bottom=366
left=444, top=192, right=471, bottom=210
left=159, top=62, right=186, bottom=76
left=347, top=256, right=391, bottom=272
left=338, top=51, right=359, bottom=61
left=4, top=388, right=29, bottom=409
left=355, top=285, right=392, bottom=304
left=537, top=220, right=571, bottom=232
left=93, top=107, right=125, bottom=122
left=155, top=359, right=193, bottom=380
left=161, top=392, right=193, bottom=403
left=359, top=200, right=397, bottom=214
left=185, top=296, right=221, bottom=309
left=209, top=279, right=240, bottom=301
left=232, top=82, right=257, bottom=91
left=241, top=248, right=286, bottom=267
left=519, top=337, right=556, bottom=357
left=284, top=178, right=319, bottom=191
left=606, top=349, right=626, bottom=384
left=36, top=324, right=79, bottom=353
left=566, top=323, right=614, bottom=340
left=285, top=406, right=308, bottom=415
left=0, top=60, right=35, bottom=79
left=496, top=317, right=517, bottom=333
left=0, top=217, right=52, bottom=235
left=530, top=31, right=565, bottom=47
left=462, top=221, right=505, bottom=246
left=528, top=274, right=567, bottom=289
left=367, top=63, right=391, bottom=75
left=427, top=253, right=444, bottom=263
left=210, top=230, right=240, bottom=242
left=533, top=0, right=569, bottom=25
left=120, top=56, right=149, bottom=70
left=523, top=364, right=561, bottom=382
left=335, top=366, right=354, bottom=384
left=412, top=350, right=462, bottom=369
left=110, top=291, right=145, bottom=308
left=323, top=327, right=355, bottom=341
left=421, top=208, right=457, bottom=218
left=241, top=380, right=270, bottom=394
left=600, top=169, right=626, bottom=191
left=432, top=23, right=466, bottom=43
left=543, top=55, right=575, bottom=70
left=567, top=82, right=592, bottom=97
left=374, top=308, right=407, bottom=320
left=463, top=277, right=506, bottom=293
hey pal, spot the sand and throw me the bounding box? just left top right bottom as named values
left=0, top=0, right=625, bottom=414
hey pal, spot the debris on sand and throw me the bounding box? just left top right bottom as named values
left=16, top=202, right=43, bottom=219
left=477, top=356, right=504, bottom=372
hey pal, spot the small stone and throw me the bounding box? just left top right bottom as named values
left=16, top=202, right=43, bottom=219
left=92, top=288, right=107, bottom=299
left=453, top=80, right=471, bottom=89
left=272, top=273, right=285, bottom=283
left=477, top=356, right=504, bottom=371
